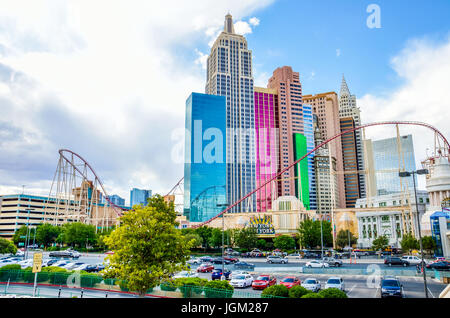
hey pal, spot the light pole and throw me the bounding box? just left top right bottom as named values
left=217, top=203, right=228, bottom=280
left=24, top=208, right=36, bottom=260
left=399, top=169, right=429, bottom=298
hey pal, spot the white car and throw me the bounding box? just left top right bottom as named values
left=286, top=253, right=302, bottom=260
left=302, top=278, right=321, bottom=292
left=72, top=263, right=92, bottom=271
left=401, top=255, right=427, bottom=265
left=229, top=271, right=249, bottom=280
left=63, top=262, right=85, bottom=270
left=17, top=259, right=33, bottom=269
left=187, top=258, right=201, bottom=265
left=53, top=260, right=70, bottom=267
left=305, top=260, right=329, bottom=268
left=0, top=259, right=18, bottom=267
left=230, top=274, right=253, bottom=288
left=325, top=277, right=345, bottom=291
left=173, top=271, right=199, bottom=279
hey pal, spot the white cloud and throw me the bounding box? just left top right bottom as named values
left=249, top=17, right=260, bottom=26
left=0, top=0, right=275, bottom=203
left=336, top=48, right=341, bottom=57
left=358, top=36, right=450, bottom=189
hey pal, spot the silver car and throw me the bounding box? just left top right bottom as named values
left=302, top=278, right=321, bottom=292
left=266, top=256, right=288, bottom=264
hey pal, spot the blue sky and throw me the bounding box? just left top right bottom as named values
left=0, top=0, right=449, bottom=201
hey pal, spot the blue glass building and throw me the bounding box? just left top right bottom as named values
left=430, top=210, right=450, bottom=258
left=130, top=188, right=152, bottom=207
left=107, top=194, right=125, bottom=206
left=371, top=135, right=417, bottom=195
left=184, top=93, right=227, bottom=222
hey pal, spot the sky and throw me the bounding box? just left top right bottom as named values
left=0, top=0, right=449, bottom=204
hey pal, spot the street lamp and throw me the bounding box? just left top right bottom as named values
left=23, top=208, right=36, bottom=260
left=399, top=169, right=429, bottom=298
left=217, top=203, right=229, bottom=280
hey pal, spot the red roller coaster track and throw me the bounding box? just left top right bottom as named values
left=58, top=149, right=128, bottom=216
left=191, top=121, right=449, bottom=228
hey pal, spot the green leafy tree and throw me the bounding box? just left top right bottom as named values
left=195, top=226, right=213, bottom=249
left=103, top=195, right=194, bottom=297
left=400, top=233, right=419, bottom=254
left=273, top=235, right=296, bottom=251
left=59, top=222, right=97, bottom=248
left=0, top=238, right=17, bottom=254
left=35, top=223, right=61, bottom=248
left=288, top=285, right=311, bottom=298
left=372, top=235, right=389, bottom=252
left=298, top=219, right=333, bottom=249
left=336, top=229, right=358, bottom=249
left=234, top=227, right=258, bottom=250
left=12, top=225, right=28, bottom=245
left=421, top=236, right=436, bottom=256
left=256, top=239, right=267, bottom=250
left=184, top=233, right=203, bottom=248
left=208, top=228, right=223, bottom=248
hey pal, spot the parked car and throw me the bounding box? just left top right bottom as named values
left=73, top=263, right=97, bottom=272
left=305, top=260, right=329, bottom=268
left=223, top=256, right=239, bottom=263
left=380, top=277, right=404, bottom=298
left=286, top=253, right=302, bottom=260
left=325, top=277, right=345, bottom=291
left=199, top=256, right=214, bottom=263
left=322, top=257, right=343, bottom=267
left=303, top=252, right=321, bottom=259
left=173, top=270, right=199, bottom=279
left=224, top=249, right=240, bottom=256
left=234, top=261, right=255, bottom=271
left=384, top=256, right=409, bottom=267
left=266, top=255, right=288, bottom=264
left=401, top=255, right=426, bottom=265
left=0, top=259, right=18, bottom=267
left=42, top=259, right=58, bottom=267
left=48, top=250, right=80, bottom=259
left=279, top=276, right=301, bottom=289
left=17, top=259, right=33, bottom=269
left=197, top=263, right=214, bottom=273
left=229, top=274, right=253, bottom=288
left=187, top=257, right=201, bottom=265
left=211, top=257, right=231, bottom=265
left=63, top=262, right=85, bottom=270
left=302, top=278, right=321, bottom=292
left=53, top=260, right=71, bottom=268
left=211, top=268, right=231, bottom=280
left=426, top=261, right=450, bottom=271
left=251, top=275, right=276, bottom=290
left=229, top=270, right=249, bottom=280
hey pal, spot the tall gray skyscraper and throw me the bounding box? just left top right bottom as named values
left=339, top=75, right=366, bottom=199
left=205, top=14, right=256, bottom=212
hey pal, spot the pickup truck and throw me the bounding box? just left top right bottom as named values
left=322, top=257, right=343, bottom=267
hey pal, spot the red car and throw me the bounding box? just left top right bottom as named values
left=279, top=276, right=301, bottom=289
left=197, top=263, right=214, bottom=273
left=224, top=256, right=239, bottom=263
left=251, top=275, right=277, bottom=290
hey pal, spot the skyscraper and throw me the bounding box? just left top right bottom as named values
left=130, top=188, right=152, bottom=207
left=366, top=135, right=417, bottom=195
left=254, top=87, right=279, bottom=212
left=304, top=92, right=345, bottom=208
left=184, top=93, right=227, bottom=222
left=107, top=194, right=125, bottom=206
left=339, top=75, right=366, bottom=199
left=340, top=117, right=361, bottom=207
left=205, top=14, right=256, bottom=213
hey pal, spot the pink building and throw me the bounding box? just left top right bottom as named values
left=254, top=87, right=279, bottom=212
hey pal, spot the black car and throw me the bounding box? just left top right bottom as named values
left=380, top=277, right=404, bottom=298
left=211, top=257, right=231, bottom=265
left=199, top=256, right=214, bottom=263
left=426, top=261, right=450, bottom=271
left=49, top=251, right=73, bottom=258
left=303, top=252, right=321, bottom=259
left=384, top=256, right=409, bottom=267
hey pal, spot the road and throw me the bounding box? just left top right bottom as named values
left=5, top=252, right=447, bottom=298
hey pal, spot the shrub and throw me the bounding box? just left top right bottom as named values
left=43, top=266, right=69, bottom=285
left=288, top=285, right=312, bottom=298
left=22, top=267, right=49, bottom=283
left=261, top=285, right=289, bottom=298
left=175, top=277, right=208, bottom=298
left=204, top=280, right=234, bottom=298
left=0, top=264, right=23, bottom=282
left=301, top=293, right=323, bottom=298
left=80, top=273, right=102, bottom=288
left=46, top=246, right=60, bottom=251
left=118, top=280, right=129, bottom=292
left=103, top=278, right=117, bottom=286
left=318, top=288, right=348, bottom=298
left=160, top=280, right=178, bottom=291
